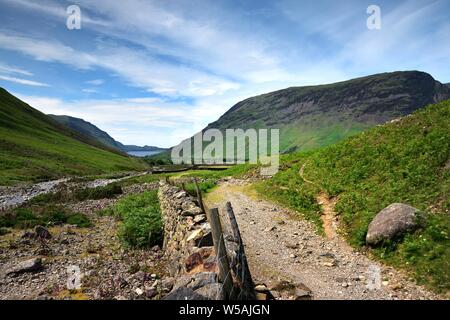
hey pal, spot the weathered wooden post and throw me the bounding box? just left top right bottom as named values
left=226, top=202, right=256, bottom=300
left=181, top=182, right=186, bottom=191
left=193, top=177, right=206, bottom=213
left=209, top=208, right=235, bottom=300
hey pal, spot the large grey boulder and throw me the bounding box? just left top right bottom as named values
left=366, top=203, right=419, bottom=246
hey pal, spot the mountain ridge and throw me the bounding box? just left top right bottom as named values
left=48, top=115, right=166, bottom=153
left=204, top=71, right=450, bottom=152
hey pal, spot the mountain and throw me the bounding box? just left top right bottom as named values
left=258, top=98, right=450, bottom=292
left=205, top=71, right=450, bottom=153
left=48, top=115, right=166, bottom=153
left=0, top=88, right=147, bottom=185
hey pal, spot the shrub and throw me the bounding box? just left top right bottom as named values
left=109, top=191, right=163, bottom=248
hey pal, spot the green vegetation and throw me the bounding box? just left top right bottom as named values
left=183, top=180, right=217, bottom=197
left=31, top=183, right=123, bottom=204
left=0, top=205, right=92, bottom=229
left=257, top=99, right=450, bottom=292
left=204, top=71, right=450, bottom=153
left=0, top=88, right=147, bottom=186
left=106, top=191, right=163, bottom=248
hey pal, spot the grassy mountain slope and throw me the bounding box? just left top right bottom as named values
left=207, top=71, right=450, bottom=153
left=49, top=115, right=166, bottom=153
left=257, top=99, right=450, bottom=292
left=0, top=88, right=147, bottom=185
left=151, top=71, right=449, bottom=164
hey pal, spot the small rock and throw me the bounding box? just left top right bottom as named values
left=254, top=284, right=269, bottom=292
left=145, top=288, right=157, bottom=298
left=7, top=258, right=43, bottom=275
left=295, top=288, right=312, bottom=300
left=318, top=253, right=338, bottom=267
left=193, top=214, right=207, bottom=224
left=187, top=229, right=203, bottom=242
left=35, top=226, right=51, bottom=239
left=135, top=288, right=144, bottom=296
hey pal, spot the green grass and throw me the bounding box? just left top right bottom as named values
left=0, top=205, right=92, bottom=229
left=0, top=88, right=147, bottom=186
left=258, top=99, right=450, bottom=292
left=106, top=191, right=163, bottom=248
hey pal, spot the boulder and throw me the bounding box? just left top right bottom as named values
left=366, top=203, right=419, bottom=246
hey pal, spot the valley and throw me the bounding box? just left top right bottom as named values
left=0, top=72, right=449, bottom=300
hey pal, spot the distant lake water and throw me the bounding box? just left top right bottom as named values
left=127, top=150, right=163, bottom=157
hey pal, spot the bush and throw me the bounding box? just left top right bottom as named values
left=109, top=191, right=163, bottom=248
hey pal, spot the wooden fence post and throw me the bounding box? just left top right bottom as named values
left=226, top=202, right=256, bottom=300
left=193, top=177, right=206, bottom=213
left=209, top=208, right=235, bottom=300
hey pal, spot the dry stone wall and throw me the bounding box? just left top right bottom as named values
left=158, top=182, right=224, bottom=300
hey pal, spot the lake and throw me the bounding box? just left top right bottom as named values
left=127, top=150, right=163, bottom=157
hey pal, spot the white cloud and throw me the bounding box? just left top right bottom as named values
left=0, top=63, right=33, bottom=76
left=0, top=75, right=49, bottom=87
left=85, top=79, right=104, bottom=86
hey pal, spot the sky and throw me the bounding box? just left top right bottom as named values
left=0, top=0, right=449, bottom=148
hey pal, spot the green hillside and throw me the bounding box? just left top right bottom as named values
left=257, top=99, right=450, bottom=292
left=0, top=88, right=147, bottom=185
left=48, top=114, right=125, bottom=152
left=152, top=71, right=450, bottom=164
left=208, top=71, right=450, bottom=152
left=49, top=114, right=166, bottom=153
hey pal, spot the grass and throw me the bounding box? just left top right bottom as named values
left=105, top=191, right=163, bottom=248
left=257, top=99, right=450, bottom=293
left=0, top=205, right=92, bottom=229
left=0, top=88, right=147, bottom=186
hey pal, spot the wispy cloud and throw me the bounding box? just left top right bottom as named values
left=85, top=79, right=104, bottom=86
left=0, top=75, right=49, bottom=87
left=0, top=63, right=33, bottom=76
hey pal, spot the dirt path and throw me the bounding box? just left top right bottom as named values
left=204, top=180, right=440, bottom=300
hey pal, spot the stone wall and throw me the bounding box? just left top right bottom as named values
left=158, top=182, right=224, bottom=300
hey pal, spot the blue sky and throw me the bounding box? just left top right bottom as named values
left=0, top=0, right=449, bottom=147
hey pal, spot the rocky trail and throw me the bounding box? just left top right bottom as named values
left=0, top=182, right=172, bottom=300
left=204, top=179, right=441, bottom=300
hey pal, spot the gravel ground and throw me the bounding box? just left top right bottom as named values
left=204, top=180, right=443, bottom=300
left=0, top=181, right=169, bottom=300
